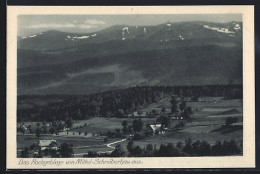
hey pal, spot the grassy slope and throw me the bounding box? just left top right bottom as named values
left=18, top=44, right=242, bottom=95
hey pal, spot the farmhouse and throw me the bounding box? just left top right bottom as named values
left=170, top=111, right=184, bottom=120
left=130, top=111, right=147, bottom=117
left=62, top=127, right=70, bottom=131
left=149, top=124, right=166, bottom=134
left=37, top=140, right=57, bottom=150
left=172, top=115, right=184, bottom=120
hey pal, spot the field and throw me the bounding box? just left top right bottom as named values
left=71, top=117, right=157, bottom=134
left=17, top=97, right=243, bottom=157
left=109, top=98, right=243, bottom=151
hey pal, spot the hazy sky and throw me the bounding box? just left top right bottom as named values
left=18, top=14, right=242, bottom=36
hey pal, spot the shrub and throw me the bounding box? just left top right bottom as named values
left=175, top=121, right=185, bottom=129
left=21, top=146, right=29, bottom=158
left=176, top=141, right=184, bottom=150
left=85, top=151, right=98, bottom=157
left=225, top=117, right=239, bottom=126
left=133, top=133, right=145, bottom=140
left=30, top=143, right=37, bottom=150
left=110, top=144, right=126, bottom=157
left=59, top=143, right=74, bottom=157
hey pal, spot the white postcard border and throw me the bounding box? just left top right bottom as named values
left=7, top=5, right=255, bottom=169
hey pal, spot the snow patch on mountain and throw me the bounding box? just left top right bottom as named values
left=144, top=28, right=147, bottom=35
left=66, top=35, right=90, bottom=40
left=72, top=36, right=89, bottom=39
left=167, top=24, right=171, bottom=27
left=24, top=35, right=37, bottom=38
left=203, top=25, right=235, bottom=34
left=179, top=35, right=184, bottom=40
left=234, top=24, right=241, bottom=31
left=122, top=27, right=129, bottom=34
left=91, top=34, right=97, bottom=37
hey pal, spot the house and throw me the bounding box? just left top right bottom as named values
left=138, top=111, right=147, bottom=117
left=171, top=111, right=185, bottom=120
left=19, top=124, right=28, bottom=131
left=62, top=127, right=70, bottom=132
left=131, top=111, right=147, bottom=117
left=172, top=115, right=184, bottom=120
left=37, top=140, right=57, bottom=150
left=133, top=111, right=139, bottom=117
left=127, top=134, right=134, bottom=140
left=149, top=124, right=166, bottom=134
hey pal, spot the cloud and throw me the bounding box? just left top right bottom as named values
left=24, top=23, right=97, bottom=30
left=25, top=23, right=77, bottom=29
left=78, top=24, right=97, bottom=29
left=84, top=19, right=106, bottom=25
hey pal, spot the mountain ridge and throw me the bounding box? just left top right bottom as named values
left=17, top=21, right=243, bottom=95
left=18, top=21, right=242, bottom=37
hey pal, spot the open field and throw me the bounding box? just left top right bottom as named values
left=17, top=135, right=105, bottom=149
left=71, top=117, right=157, bottom=135
left=116, top=98, right=243, bottom=151
left=108, top=98, right=243, bottom=152
left=118, top=130, right=242, bottom=152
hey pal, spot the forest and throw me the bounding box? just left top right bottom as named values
left=20, top=138, right=242, bottom=158
left=17, top=85, right=242, bottom=122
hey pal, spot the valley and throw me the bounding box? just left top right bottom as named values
left=17, top=94, right=243, bottom=157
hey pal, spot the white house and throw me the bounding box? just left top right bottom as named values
left=37, top=140, right=57, bottom=150
left=149, top=124, right=166, bottom=134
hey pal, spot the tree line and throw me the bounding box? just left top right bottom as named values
left=17, top=85, right=242, bottom=122
left=20, top=138, right=242, bottom=158
left=85, top=139, right=242, bottom=157
left=20, top=142, right=74, bottom=158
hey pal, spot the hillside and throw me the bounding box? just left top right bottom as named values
left=17, top=21, right=243, bottom=95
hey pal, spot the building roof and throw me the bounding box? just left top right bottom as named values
left=150, top=124, right=162, bottom=131
left=38, top=140, right=56, bottom=147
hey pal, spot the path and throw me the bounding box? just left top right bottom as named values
left=73, top=138, right=127, bottom=157
left=106, top=138, right=127, bottom=149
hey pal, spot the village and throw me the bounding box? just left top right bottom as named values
left=17, top=94, right=243, bottom=158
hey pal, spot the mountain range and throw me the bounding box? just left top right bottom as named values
left=17, top=21, right=243, bottom=95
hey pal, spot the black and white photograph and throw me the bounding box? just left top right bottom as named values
left=6, top=6, right=255, bottom=169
